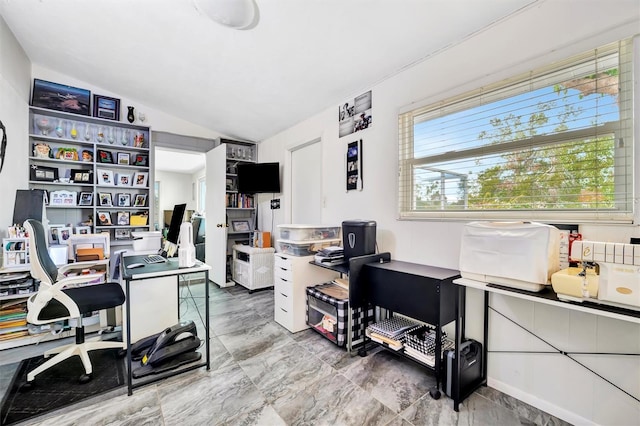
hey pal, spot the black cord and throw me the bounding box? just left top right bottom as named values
left=0, top=119, right=6, bottom=173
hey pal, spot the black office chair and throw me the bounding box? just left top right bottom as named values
left=23, top=219, right=125, bottom=384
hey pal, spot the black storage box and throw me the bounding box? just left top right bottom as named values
left=342, top=220, right=376, bottom=261
left=444, top=339, right=483, bottom=397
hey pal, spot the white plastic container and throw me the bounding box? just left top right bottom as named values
left=277, top=224, right=341, bottom=241
left=276, top=239, right=340, bottom=256
left=132, top=231, right=162, bottom=252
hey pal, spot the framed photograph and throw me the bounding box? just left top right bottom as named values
left=81, top=149, right=93, bottom=162
left=133, top=171, right=148, bottom=187
left=97, top=149, right=114, bottom=164
left=116, top=173, right=132, bottom=187
left=30, top=165, right=59, bottom=182
left=75, top=226, right=91, bottom=235
left=50, top=190, right=77, bottom=206
left=98, top=192, right=113, bottom=206
left=117, top=193, right=131, bottom=207
left=70, top=169, right=92, bottom=184
left=97, top=169, right=114, bottom=186
left=115, top=229, right=131, bottom=240
left=133, top=154, right=148, bottom=167
left=31, top=79, right=90, bottom=116
left=58, top=226, right=73, bottom=243
left=133, top=194, right=147, bottom=207
left=93, top=94, right=120, bottom=121
left=231, top=220, right=251, bottom=232
left=78, top=192, right=93, bottom=206
left=117, top=152, right=130, bottom=165
left=117, top=211, right=130, bottom=226
left=97, top=211, right=112, bottom=226
left=48, top=224, right=65, bottom=245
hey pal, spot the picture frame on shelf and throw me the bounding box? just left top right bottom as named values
left=231, top=220, right=251, bottom=233
left=133, top=194, right=147, bottom=207
left=133, top=154, right=148, bottom=166
left=70, top=169, right=92, bottom=184
left=117, top=152, right=130, bottom=165
left=116, top=173, right=132, bottom=187
left=93, top=94, right=120, bottom=121
left=133, top=171, right=148, bottom=187
left=97, top=169, right=114, bottom=186
left=97, top=211, right=112, bottom=226
left=117, top=193, right=131, bottom=207
left=75, top=226, right=91, bottom=235
left=31, top=79, right=90, bottom=116
left=50, top=190, right=77, bottom=206
left=117, top=211, right=130, bottom=226
left=115, top=229, right=131, bottom=240
left=58, top=226, right=73, bottom=243
left=98, top=192, right=113, bottom=207
left=97, top=149, right=114, bottom=164
left=78, top=192, right=93, bottom=206
left=48, top=224, right=65, bottom=245
left=30, top=165, right=59, bottom=182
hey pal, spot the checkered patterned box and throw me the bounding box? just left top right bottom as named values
left=306, top=282, right=372, bottom=348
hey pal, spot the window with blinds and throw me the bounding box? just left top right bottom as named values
left=398, top=38, right=634, bottom=223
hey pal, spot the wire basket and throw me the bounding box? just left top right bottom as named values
left=404, top=325, right=447, bottom=356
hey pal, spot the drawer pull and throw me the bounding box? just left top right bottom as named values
left=280, top=292, right=288, bottom=298
left=280, top=307, right=288, bottom=313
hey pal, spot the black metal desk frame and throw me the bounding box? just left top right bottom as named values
left=121, top=255, right=211, bottom=395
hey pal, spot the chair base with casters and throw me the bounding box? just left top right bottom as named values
left=23, top=219, right=126, bottom=386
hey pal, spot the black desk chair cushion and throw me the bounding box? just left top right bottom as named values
left=36, top=283, right=125, bottom=321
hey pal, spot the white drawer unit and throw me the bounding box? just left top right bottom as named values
left=273, top=253, right=339, bottom=333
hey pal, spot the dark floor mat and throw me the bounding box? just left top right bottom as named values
left=0, top=348, right=125, bottom=426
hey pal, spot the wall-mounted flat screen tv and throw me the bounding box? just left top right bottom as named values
left=237, top=162, right=281, bottom=194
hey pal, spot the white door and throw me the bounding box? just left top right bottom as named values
left=291, top=139, right=322, bottom=223
left=205, top=145, right=227, bottom=285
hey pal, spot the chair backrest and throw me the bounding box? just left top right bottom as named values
left=24, top=219, right=59, bottom=286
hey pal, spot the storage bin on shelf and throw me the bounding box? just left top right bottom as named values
left=277, top=239, right=340, bottom=256
left=306, top=281, right=372, bottom=347
left=404, top=325, right=454, bottom=367
left=277, top=224, right=341, bottom=241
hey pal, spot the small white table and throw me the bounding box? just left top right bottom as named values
left=232, top=245, right=275, bottom=292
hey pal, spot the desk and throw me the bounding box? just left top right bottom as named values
left=120, top=255, right=211, bottom=395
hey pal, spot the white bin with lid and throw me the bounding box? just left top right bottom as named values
left=277, top=224, right=341, bottom=241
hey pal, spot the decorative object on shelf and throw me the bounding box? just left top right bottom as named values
left=70, top=122, right=78, bottom=139
left=231, top=220, right=251, bottom=232
left=33, top=142, right=53, bottom=158
left=117, top=193, right=131, bottom=207
left=116, top=173, right=132, bottom=186
left=133, top=154, right=148, bottom=166
left=127, top=106, right=135, bottom=123
left=55, top=147, right=79, bottom=161
left=97, top=149, right=114, bottom=163
left=97, top=211, right=112, bottom=226
left=84, top=123, right=92, bottom=141
left=35, top=116, right=53, bottom=135
left=93, top=94, right=120, bottom=121
left=98, top=192, right=113, bottom=207
left=70, top=169, right=92, bottom=183
left=107, top=126, right=115, bottom=144
left=120, top=128, right=130, bottom=146
left=134, top=194, right=147, bottom=207
left=78, top=192, right=93, bottom=206
left=133, top=131, right=145, bottom=148
left=49, top=190, right=77, bottom=206
left=115, top=228, right=131, bottom=240
left=117, top=152, right=130, bottom=165
left=117, top=211, right=130, bottom=226
left=30, top=164, right=58, bottom=182
left=132, top=171, right=148, bottom=187
left=58, top=226, right=72, bottom=243
left=96, top=126, right=104, bottom=143
left=81, top=150, right=93, bottom=162
left=75, top=226, right=91, bottom=235
left=130, top=212, right=149, bottom=226
left=138, top=112, right=146, bottom=123
left=48, top=224, right=65, bottom=244
left=31, top=79, right=91, bottom=116
left=55, top=119, right=65, bottom=138
left=97, top=168, right=114, bottom=185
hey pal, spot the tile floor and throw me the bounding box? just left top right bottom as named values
left=0, top=281, right=571, bottom=425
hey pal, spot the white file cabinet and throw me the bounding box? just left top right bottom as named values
left=274, top=253, right=339, bottom=333
left=232, top=245, right=275, bottom=292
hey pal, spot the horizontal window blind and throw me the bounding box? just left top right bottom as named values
left=398, top=38, right=634, bottom=222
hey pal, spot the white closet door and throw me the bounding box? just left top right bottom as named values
left=205, top=144, right=227, bottom=285
left=291, top=140, right=321, bottom=224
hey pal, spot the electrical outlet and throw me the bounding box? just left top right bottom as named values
left=270, top=199, right=280, bottom=209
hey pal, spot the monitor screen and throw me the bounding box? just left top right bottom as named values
left=237, top=162, right=280, bottom=194
left=166, top=203, right=187, bottom=245
left=192, top=216, right=205, bottom=244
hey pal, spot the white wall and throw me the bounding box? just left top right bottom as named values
left=155, top=170, right=197, bottom=224
left=191, top=166, right=206, bottom=214
left=258, top=2, right=640, bottom=424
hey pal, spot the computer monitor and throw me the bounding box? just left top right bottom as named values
left=192, top=216, right=205, bottom=245
left=164, top=203, right=186, bottom=257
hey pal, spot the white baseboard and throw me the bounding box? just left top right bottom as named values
left=487, top=378, right=596, bottom=426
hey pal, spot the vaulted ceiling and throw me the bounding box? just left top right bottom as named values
left=1, top=0, right=537, bottom=143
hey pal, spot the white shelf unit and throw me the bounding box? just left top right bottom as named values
left=2, top=238, right=30, bottom=269
left=28, top=106, right=153, bottom=248
left=232, top=245, right=275, bottom=292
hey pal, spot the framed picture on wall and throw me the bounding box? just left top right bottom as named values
left=31, top=79, right=90, bottom=116
left=93, top=94, right=120, bottom=121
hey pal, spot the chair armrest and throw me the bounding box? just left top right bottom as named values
left=53, top=273, right=108, bottom=290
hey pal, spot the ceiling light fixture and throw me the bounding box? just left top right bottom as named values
left=193, top=0, right=258, bottom=30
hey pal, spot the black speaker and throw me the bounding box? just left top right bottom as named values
left=342, top=220, right=376, bottom=260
